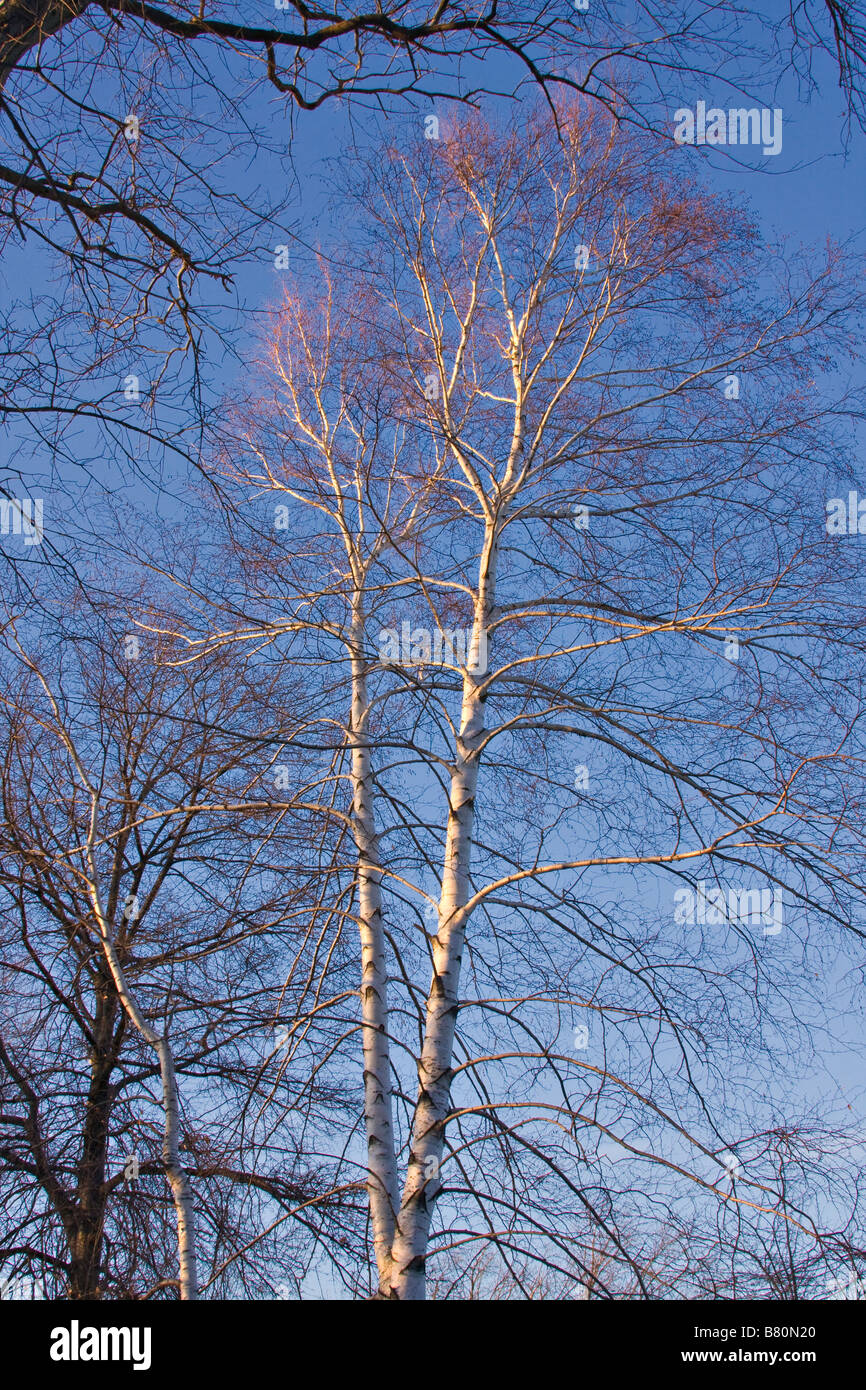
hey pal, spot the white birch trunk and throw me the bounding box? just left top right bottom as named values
left=350, top=602, right=401, bottom=1294
left=388, top=527, right=499, bottom=1299
left=154, top=1037, right=198, bottom=1301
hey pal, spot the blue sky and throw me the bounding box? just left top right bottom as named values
left=1, top=1, right=864, bottom=1298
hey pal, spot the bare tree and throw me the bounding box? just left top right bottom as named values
left=2, top=1, right=864, bottom=501
left=0, top=579, right=361, bottom=1297
left=2, top=4, right=865, bottom=1307
left=205, top=101, right=866, bottom=1298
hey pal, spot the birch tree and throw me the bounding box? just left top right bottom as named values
left=217, top=102, right=866, bottom=1298
left=2, top=0, right=863, bottom=521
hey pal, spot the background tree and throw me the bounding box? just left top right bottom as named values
left=0, top=576, right=363, bottom=1298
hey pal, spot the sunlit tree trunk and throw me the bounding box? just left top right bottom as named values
left=349, top=598, right=401, bottom=1295
left=389, top=527, right=499, bottom=1298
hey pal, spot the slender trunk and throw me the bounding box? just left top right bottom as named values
left=154, top=1037, right=198, bottom=1300
left=84, top=845, right=198, bottom=1299
left=350, top=599, right=400, bottom=1295
left=388, top=526, right=498, bottom=1299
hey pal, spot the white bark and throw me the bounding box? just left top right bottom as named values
left=350, top=601, right=401, bottom=1294
left=388, top=526, right=499, bottom=1299
left=154, top=1037, right=198, bottom=1300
